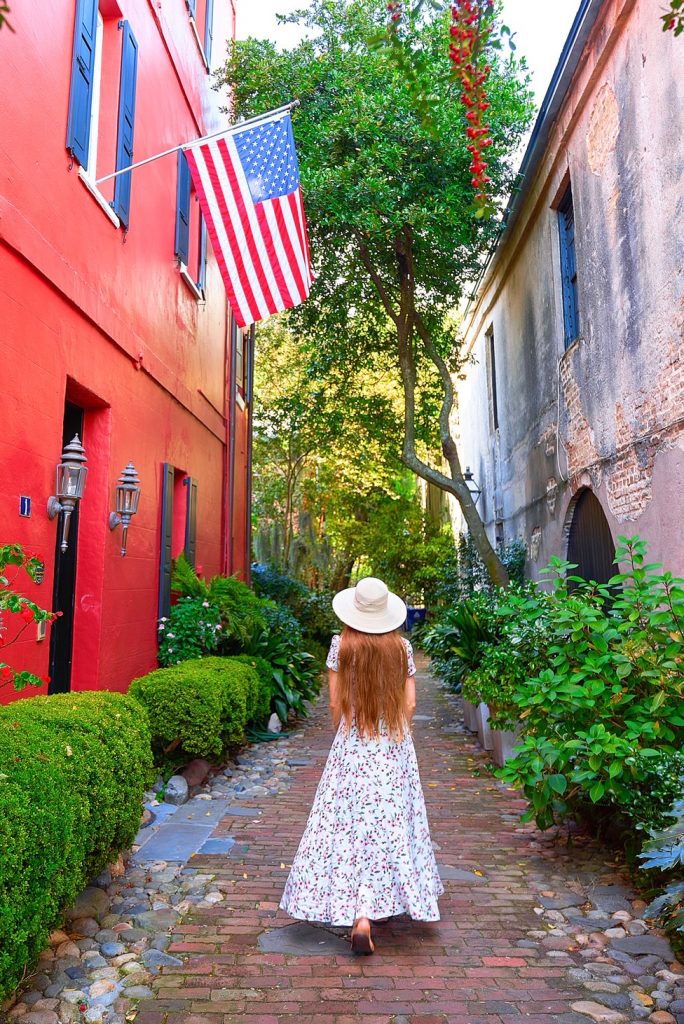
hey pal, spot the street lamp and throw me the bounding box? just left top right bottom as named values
left=464, top=466, right=482, bottom=505
left=109, top=462, right=141, bottom=556
left=47, top=435, right=88, bottom=553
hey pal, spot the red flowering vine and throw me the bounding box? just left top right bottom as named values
left=0, top=543, right=56, bottom=692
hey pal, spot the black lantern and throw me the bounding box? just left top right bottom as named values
left=47, top=435, right=88, bottom=553
left=109, top=462, right=141, bottom=556
left=464, top=466, right=482, bottom=505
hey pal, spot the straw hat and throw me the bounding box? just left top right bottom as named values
left=332, top=577, right=407, bottom=634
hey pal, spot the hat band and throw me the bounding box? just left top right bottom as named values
left=353, top=592, right=388, bottom=614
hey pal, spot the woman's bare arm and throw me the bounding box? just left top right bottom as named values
left=405, top=675, right=416, bottom=724
left=328, top=669, right=342, bottom=730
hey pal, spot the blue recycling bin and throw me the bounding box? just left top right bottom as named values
left=405, top=606, right=426, bottom=631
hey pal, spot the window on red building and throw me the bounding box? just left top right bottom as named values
left=66, top=0, right=139, bottom=228
left=186, top=0, right=215, bottom=70
left=175, top=151, right=207, bottom=298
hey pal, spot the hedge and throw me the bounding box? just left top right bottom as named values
left=129, top=656, right=268, bottom=762
left=0, top=691, right=152, bottom=1001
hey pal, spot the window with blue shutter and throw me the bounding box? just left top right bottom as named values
left=198, top=218, right=207, bottom=292
left=112, top=21, right=139, bottom=229
left=184, top=477, right=198, bottom=568
left=158, top=463, right=175, bottom=621
left=204, top=0, right=214, bottom=66
left=558, top=184, right=580, bottom=349
left=175, top=151, right=191, bottom=265
left=66, top=0, right=99, bottom=166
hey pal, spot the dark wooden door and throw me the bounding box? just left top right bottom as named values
left=48, top=402, right=84, bottom=694
left=567, top=489, right=615, bottom=586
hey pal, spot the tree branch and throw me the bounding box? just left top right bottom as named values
left=356, top=238, right=400, bottom=326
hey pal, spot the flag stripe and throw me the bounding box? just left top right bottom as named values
left=186, top=145, right=253, bottom=326
left=183, top=110, right=312, bottom=327
left=216, top=137, right=280, bottom=317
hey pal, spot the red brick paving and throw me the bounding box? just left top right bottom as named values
left=135, top=658, right=635, bottom=1023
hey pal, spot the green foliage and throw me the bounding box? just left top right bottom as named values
left=0, top=543, right=56, bottom=692
left=230, top=654, right=273, bottom=722
left=661, top=0, right=684, bottom=36
left=432, top=533, right=527, bottom=608
left=498, top=537, right=684, bottom=832
left=129, top=656, right=264, bottom=763
left=640, top=793, right=684, bottom=933
left=422, top=591, right=499, bottom=691
left=249, top=603, right=322, bottom=723
left=157, top=597, right=223, bottom=666
left=0, top=691, right=152, bottom=999
left=171, top=555, right=265, bottom=651
left=252, top=563, right=338, bottom=645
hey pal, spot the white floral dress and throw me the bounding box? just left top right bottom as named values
left=280, top=634, right=444, bottom=927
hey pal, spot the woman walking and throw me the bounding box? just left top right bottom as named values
left=280, top=576, right=444, bottom=954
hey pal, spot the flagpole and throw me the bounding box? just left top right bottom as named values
left=94, top=99, right=300, bottom=186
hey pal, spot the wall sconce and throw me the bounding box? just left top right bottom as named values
left=109, top=462, right=141, bottom=556
left=47, top=435, right=88, bottom=553
left=464, top=466, right=482, bottom=505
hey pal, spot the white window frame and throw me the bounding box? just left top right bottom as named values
left=78, top=9, right=121, bottom=227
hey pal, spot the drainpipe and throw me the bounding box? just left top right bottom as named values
left=245, top=324, right=256, bottom=585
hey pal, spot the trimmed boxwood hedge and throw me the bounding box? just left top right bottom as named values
left=0, top=691, right=152, bottom=1001
left=129, top=656, right=269, bottom=763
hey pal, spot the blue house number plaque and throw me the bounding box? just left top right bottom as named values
left=20, top=496, right=31, bottom=517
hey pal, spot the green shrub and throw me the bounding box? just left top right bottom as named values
left=171, top=555, right=265, bottom=652
left=0, top=691, right=152, bottom=1001
left=499, top=537, right=684, bottom=831
left=231, top=654, right=273, bottom=722
left=640, top=792, right=684, bottom=934
left=129, top=656, right=263, bottom=762
left=158, top=597, right=223, bottom=666
left=422, top=592, right=500, bottom=692
left=248, top=602, right=321, bottom=723
left=251, top=564, right=337, bottom=647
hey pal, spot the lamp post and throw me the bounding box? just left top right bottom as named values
left=109, top=462, right=141, bottom=556
left=47, top=435, right=88, bottom=553
left=464, top=466, right=482, bottom=505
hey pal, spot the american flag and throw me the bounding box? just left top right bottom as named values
left=184, top=111, right=312, bottom=329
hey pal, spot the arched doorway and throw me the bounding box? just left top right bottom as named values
left=566, top=488, right=616, bottom=585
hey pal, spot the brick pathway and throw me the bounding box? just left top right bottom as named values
left=133, top=659, right=680, bottom=1024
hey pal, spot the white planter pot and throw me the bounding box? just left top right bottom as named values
left=475, top=702, right=493, bottom=750
left=492, top=725, right=522, bottom=768
left=462, top=699, right=479, bottom=732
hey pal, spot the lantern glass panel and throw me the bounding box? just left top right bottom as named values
left=57, top=464, right=87, bottom=499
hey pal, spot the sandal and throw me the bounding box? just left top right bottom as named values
left=351, top=918, right=375, bottom=955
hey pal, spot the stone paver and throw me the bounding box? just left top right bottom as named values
left=129, top=658, right=683, bottom=1024
left=10, top=657, right=683, bottom=1024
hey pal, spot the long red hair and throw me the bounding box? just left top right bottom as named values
left=337, top=626, right=409, bottom=741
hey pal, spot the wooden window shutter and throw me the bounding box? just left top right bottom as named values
left=66, top=0, right=99, bottom=166
left=204, top=0, right=215, bottom=65
left=184, top=477, right=198, bottom=568
left=112, top=21, right=139, bottom=228
left=158, top=463, right=174, bottom=620
left=175, top=151, right=191, bottom=265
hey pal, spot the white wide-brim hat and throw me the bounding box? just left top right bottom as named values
left=332, top=576, right=407, bottom=634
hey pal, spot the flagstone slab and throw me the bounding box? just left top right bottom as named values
left=258, top=923, right=350, bottom=956
left=437, top=863, right=489, bottom=883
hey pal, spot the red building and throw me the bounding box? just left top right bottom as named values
left=0, top=0, right=254, bottom=701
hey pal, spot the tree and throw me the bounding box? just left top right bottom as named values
left=217, top=0, right=534, bottom=587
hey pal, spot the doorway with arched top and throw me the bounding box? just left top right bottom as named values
left=565, top=488, right=616, bottom=586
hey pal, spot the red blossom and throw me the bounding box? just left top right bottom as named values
left=21, top=606, right=35, bottom=623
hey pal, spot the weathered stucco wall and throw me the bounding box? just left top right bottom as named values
left=458, top=0, right=684, bottom=578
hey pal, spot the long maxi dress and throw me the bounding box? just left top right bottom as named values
left=279, top=634, right=444, bottom=927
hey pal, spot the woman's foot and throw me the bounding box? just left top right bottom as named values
left=351, top=916, right=375, bottom=955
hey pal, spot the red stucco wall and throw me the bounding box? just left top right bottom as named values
left=0, top=0, right=250, bottom=701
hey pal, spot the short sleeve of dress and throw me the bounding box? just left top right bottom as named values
left=403, top=638, right=417, bottom=677
left=326, top=634, right=341, bottom=672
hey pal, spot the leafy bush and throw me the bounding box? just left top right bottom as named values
left=158, top=597, right=223, bottom=666
left=431, top=533, right=527, bottom=610
left=129, top=656, right=263, bottom=762
left=172, top=555, right=265, bottom=652
left=0, top=543, right=56, bottom=692
left=422, top=592, right=499, bottom=692
left=248, top=602, right=321, bottom=723
left=0, top=691, right=152, bottom=1000
left=252, top=563, right=337, bottom=646
left=230, top=653, right=273, bottom=722
left=640, top=793, right=684, bottom=934
left=499, top=537, right=684, bottom=831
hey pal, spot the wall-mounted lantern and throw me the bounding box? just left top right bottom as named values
left=464, top=466, right=482, bottom=505
left=47, top=435, right=88, bottom=553
left=109, top=462, right=141, bottom=556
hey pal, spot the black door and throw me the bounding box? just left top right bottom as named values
left=48, top=402, right=84, bottom=694
left=567, top=489, right=616, bottom=587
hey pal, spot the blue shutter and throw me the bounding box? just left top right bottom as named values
left=112, top=22, right=139, bottom=229
left=187, top=0, right=197, bottom=18
left=204, top=0, right=214, bottom=66
left=175, top=151, right=191, bottom=265
left=184, top=477, right=198, bottom=568
left=158, top=463, right=174, bottom=621
left=558, top=186, right=579, bottom=349
left=66, top=0, right=99, bottom=166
